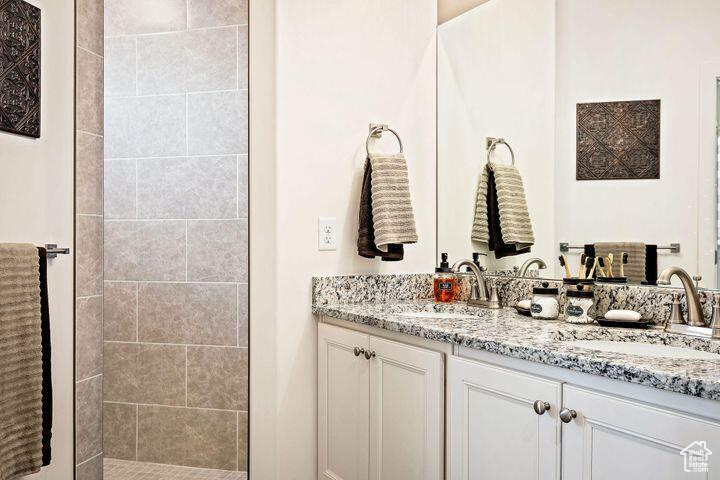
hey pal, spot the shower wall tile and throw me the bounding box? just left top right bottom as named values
left=103, top=0, right=248, bottom=470
left=238, top=283, right=248, bottom=347
left=104, top=282, right=138, bottom=342
left=76, top=296, right=104, bottom=380
left=188, top=0, right=248, bottom=28
left=239, top=154, right=248, bottom=218
left=76, top=453, right=103, bottom=480
left=137, top=406, right=238, bottom=470
left=238, top=411, right=248, bottom=471
left=187, top=347, right=247, bottom=410
left=77, top=47, right=104, bottom=136
left=76, top=375, right=104, bottom=463
left=104, top=402, right=137, bottom=460
left=187, top=90, right=248, bottom=155
left=76, top=132, right=104, bottom=215
left=137, top=27, right=239, bottom=95
left=137, top=156, right=238, bottom=219
left=104, top=159, right=136, bottom=219
left=105, top=37, right=137, bottom=98
left=77, top=0, right=104, bottom=55
left=138, top=282, right=238, bottom=345
left=105, top=0, right=188, bottom=37
left=105, top=95, right=186, bottom=158
left=239, top=25, right=248, bottom=90
left=104, top=342, right=187, bottom=405
left=187, top=219, right=248, bottom=282
left=104, top=220, right=186, bottom=281
left=77, top=215, right=104, bottom=297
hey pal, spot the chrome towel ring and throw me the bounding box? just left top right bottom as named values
left=486, top=137, right=515, bottom=166
left=366, top=123, right=403, bottom=156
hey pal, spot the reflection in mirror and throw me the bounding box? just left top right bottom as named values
left=437, top=0, right=720, bottom=288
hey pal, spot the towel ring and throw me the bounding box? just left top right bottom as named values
left=366, top=124, right=403, bottom=156
left=486, top=137, right=515, bottom=166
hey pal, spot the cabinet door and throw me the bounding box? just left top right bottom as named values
left=447, top=357, right=561, bottom=480
left=318, top=323, right=370, bottom=480
left=562, top=385, right=720, bottom=480
left=368, top=336, right=444, bottom=480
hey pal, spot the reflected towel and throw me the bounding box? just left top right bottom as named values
left=472, top=163, right=534, bottom=257
left=0, top=244, right=44, bottom=480
left=369, top=153, right=418, bottom=250
left=594, top=242, right=647, bottom=284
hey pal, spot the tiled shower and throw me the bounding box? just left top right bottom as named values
left=101, top=0, right=249, bottom=477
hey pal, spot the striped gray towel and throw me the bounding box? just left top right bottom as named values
left=595, top=242, right=647, bottom=283
left=369, top=153, right=418, bottom=250
left=0, top=244, right=44, bottom=480
left=472, top=163, right=534, bottom=251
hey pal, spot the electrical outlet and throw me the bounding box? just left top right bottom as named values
left=318, top=217, right=337, bottom=251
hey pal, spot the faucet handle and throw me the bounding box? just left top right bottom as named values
left=665, top=292, right=686, bottom=329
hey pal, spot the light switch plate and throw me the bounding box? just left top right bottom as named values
left=318, top=217, right=337, bottom=251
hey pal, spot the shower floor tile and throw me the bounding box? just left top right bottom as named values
left=104, top=458, right=248, bottom=480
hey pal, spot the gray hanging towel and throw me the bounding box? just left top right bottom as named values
left=369, top=153, right=418, bottom=250
left=0, top=243, right=44, bottom=480
left=594, top=242, right=647, bottom=284
left=472, top=163, right=534, bottom=256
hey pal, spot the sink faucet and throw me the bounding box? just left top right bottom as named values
left=451, top=259, right=501, bottom=309
left=657, top=266, right=707, bottom=327
left=517, top=257, right=547, bottom=277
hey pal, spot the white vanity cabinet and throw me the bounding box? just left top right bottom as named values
left=447, top=357, right=562, bottom=480
left=318, top=323, right=444, bottom=480
left=561, top=385, right=720, bottom=480
left=447, top=351, right=720, bottom=480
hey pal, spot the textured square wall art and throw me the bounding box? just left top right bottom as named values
left=576, top=99, right=660, bottom=180
left=0, top=0, right=41, bottom=138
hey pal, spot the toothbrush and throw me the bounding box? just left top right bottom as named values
left=606, top=254, right=614, bottom=277
left=619, top=252, right=628, bottom=277
left=579, top=253, right=587, bottom=278
left=582, top=256, right=594, bottom=279
left=597, top=257, right=607, bottom=277
left=587, top=257, right=599, bottom=278
left=558, top=255, right=571, bottom=278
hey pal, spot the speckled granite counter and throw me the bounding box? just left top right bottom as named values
left=313, top=299, right=720, bottom=401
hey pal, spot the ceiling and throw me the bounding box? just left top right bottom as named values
left=438, top=0, right=491, bottom=24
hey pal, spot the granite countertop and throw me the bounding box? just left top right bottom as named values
left=313, top=300, right=720, bottom=401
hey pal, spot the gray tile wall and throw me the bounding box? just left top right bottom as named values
left=103, top=0, right=249, bottom=472
left=76, top=0, right=105, bottom=478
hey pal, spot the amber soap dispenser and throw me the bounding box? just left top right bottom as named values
left=434, top=253, right=457, bottom=303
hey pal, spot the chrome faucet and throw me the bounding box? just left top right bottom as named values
left=451, top=259, right=502, bottom=309
left=657, top=266, right=708, bottom=333
left=517, top=257, right=547, bottom=277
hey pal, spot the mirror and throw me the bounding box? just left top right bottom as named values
left=437, top=0, right=720, bottom=288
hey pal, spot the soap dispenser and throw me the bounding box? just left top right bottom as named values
left=434, top=253, right=457, bottom=303
left=710, top=293, right=720, bottom=340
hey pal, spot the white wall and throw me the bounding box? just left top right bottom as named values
left=437, top=0, right=556, bottom=272
left=555, top=0, right=720, bottom=283
left=250, top=0, right=437, bottom=477
left=0, top=0, right=75, bottom=478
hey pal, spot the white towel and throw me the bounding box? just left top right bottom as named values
left=369, top=153, right=418, bottom=250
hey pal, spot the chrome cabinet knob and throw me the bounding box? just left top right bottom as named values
left=364, top=350, right=376, bottom=360
left=559, top=408, right=577, bottom=423
left=533, top=400, right=550, bottom=415
left=353, top=347, right=365, bottom=357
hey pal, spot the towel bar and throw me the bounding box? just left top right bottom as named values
left=45, top=244, right=70, bottom=259
left=559, top=243, right=680, bottom=254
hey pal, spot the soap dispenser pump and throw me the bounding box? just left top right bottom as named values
left=434, top=253, right=457, bottom=303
